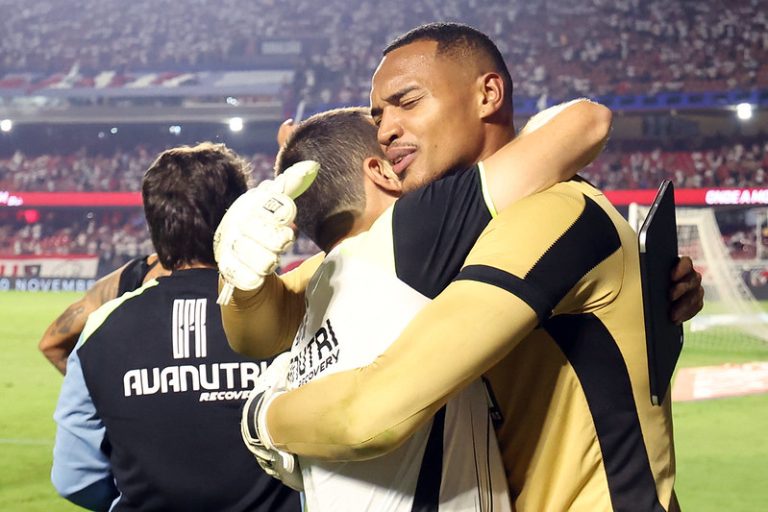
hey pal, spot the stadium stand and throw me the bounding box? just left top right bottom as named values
left=0, top=206, right=316, bottom=276
left=0, top=148, right=276, bottom=192
left=2, top=140, right=766, bottom=193
left=584, top=140, right=768, bottom=190
left=1, top=0, right=767, bottom=106
left=0, top=208, right=150, bottom=274
left=0, top=0, right=764, bottom=279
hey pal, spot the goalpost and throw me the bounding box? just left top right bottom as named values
left=630, top=204, right=768, bottom=352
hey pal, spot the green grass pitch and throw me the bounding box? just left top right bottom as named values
left=1, top=292, right=82, bottom=511
left=1, top=292, right=766, bottom=511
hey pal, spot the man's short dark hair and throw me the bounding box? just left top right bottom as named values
left=384, top=22, right=514, bottom=111
left=275, top=107, right=381, bottom=250
left=142, top=142, right=249, bottom=270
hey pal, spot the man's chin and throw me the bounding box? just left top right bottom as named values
left=401, top=169, right=431, bottom=193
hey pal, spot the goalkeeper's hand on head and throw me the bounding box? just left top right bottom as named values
left=214, top=160, right=319, bottom=305
left=241, top=352, right=303, bottom=491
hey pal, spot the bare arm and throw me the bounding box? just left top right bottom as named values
left=483, top=99, right=611, bottom=211
left=221, top=252, right=324, bottom=358
left=39, top=254, right=168, bottom=374
left=39, top=267, right=123, bottom=374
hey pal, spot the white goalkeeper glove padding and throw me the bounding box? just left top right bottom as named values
left=241, top=352, right=303, bottom=491
left=214, top=160, right=319, bottom=305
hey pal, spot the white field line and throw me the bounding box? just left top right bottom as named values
left=0, top=438, right=52, bottom=446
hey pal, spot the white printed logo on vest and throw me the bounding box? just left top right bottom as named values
left=289, top=319, right=341, bottom=387
left=121, top=297, right=267, bottom=401
left=172, top=298, right=207, bottom=359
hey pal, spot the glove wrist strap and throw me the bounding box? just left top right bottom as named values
left=256, top=389, right=285, bottom=451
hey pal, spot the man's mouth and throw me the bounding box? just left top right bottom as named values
left=386, top=147, right=417, bottom=175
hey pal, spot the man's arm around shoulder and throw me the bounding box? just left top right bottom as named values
left=483, top=99, right=612, bottom=211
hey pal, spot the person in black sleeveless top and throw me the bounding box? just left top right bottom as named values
left=51, top=142, right=300, bottom=512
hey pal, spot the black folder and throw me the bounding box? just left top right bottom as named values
left=638, top=180, right=685, bottom=406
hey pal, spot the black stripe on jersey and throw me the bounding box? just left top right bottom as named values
left=455, top=265, right=552, bottom=322
left=393, top=166, right=492, bottom=299
left=524, top=195, right=621, bottom=311
left=411, top=407, right=446, bottom=512
left=544, top=313, right=665, bottom=512
left=454, top=195, right=621, bottom=320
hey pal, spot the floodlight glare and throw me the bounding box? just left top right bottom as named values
left=169, top=125, right=182, bottom=135
left=736, top=103, right=753, bottom=120
left=110, top=127, right=119, bottom=134
left=0, top=119, right=12, bottom=132
left=228, top=117, right=244, bottom=132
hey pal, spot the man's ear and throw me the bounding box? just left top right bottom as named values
left=363, top=157, right=402, bottom=194
left=477, top=72, right=505, bottom=120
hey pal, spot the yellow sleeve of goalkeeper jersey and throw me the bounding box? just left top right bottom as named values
left=266, top=278, right=538, bottom=460
left=220, top=252, right=324, bottom=359
left=265, top=183, right=604, bottom=460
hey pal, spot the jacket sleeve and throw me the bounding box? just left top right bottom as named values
left=52, top=337, right=118, bottom=511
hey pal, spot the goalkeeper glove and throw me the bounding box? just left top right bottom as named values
left=241, top=352, right=304, bottom=491
left=214, top=160, right=319, bottom=305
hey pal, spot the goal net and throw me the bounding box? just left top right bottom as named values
left=629, top=204, right=768, bottom=353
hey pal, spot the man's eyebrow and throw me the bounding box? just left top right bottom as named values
left=385, top=85, right=420, bottom=104
left=371, top=85, right=421, bottom=119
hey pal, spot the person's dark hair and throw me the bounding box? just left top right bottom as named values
left=142, top=142, right=249, bottom=270
left=275, top=107, right=380, bottom=250
left=384, top=22, right=514, bottom=112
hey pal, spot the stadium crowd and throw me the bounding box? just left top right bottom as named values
left=0, top=148, right=276, bottom=192
left=0, top=207, right=316, bottom=275
left=582, top=140, right=768, bottom=190
left=4, top=206, right=760, bottom=270
left=0, top=209, right=151, bottom=274
left=1, top=0, right=766, bottom=277
left=0, top=10, right=758, bottom=511
left=1, top=130, right=765, bottom=275
left=1, top=0, right=766, bottom=103
left=2, top=140, right=767, bottom=193
left=293, top=0, right=768, bottom=106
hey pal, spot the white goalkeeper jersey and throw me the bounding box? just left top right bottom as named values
left=286, top=167, right=510, bottom=512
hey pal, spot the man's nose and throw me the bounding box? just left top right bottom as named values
left=377, top=113, right=402, bottom=148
